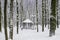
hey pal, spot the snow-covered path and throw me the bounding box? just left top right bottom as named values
left=0, top=25, right=60, bottom=40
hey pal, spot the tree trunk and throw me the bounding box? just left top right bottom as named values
left=4, top=0, right=8, bottom=40
left=49, top=0, right=57, bottom=37
left=16, top=0, right=19, bottom=34
left=42, top=0, right=45, bottom=32
left=20, top=0, right=23, bottom=28
left=10, top=0, right=13, bottom=39
left=46, top=0, right=50, bottom=29
left=56, top=0, right=59, bottom=28
left=0, top=0, right=2, bottom=32
left=36, top=0, right=38, bottom=32
left=45, top=0, right=47, bottom=27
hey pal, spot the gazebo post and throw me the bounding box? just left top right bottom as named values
left=27, top=23, right=28, bottom=28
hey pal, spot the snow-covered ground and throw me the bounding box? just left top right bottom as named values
left=0, top=25, right=60, bottom=40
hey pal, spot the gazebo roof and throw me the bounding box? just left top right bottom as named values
left=23, top=19, right=33, bottom=23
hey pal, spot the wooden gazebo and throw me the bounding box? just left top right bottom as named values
left=22, top=19, right=33, bottom=29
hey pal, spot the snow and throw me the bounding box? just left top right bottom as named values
left=23, top=19, right=33, bottom=23
left=0, top=25, right=60, bottom=40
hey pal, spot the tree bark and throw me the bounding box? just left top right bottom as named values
left=36, top=0, right=38, bottom=32
left=16, top=0, right=19, bottom=34
left=42, top=0, right=45, bottom=32
left=45, top=0, right=47, bottom=27
left=4, top=0, right=8, bottom=40
left=20, top=0, right=23, bottom=28
left=56, top=0, right=59, bottom=28
left=0, top=0, right=2, bottom=32
left=49, top=0, right=57, bottom=37
left=10, top=0, right=13, bottom=39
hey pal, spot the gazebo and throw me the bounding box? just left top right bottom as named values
left=22, top=19, right=33, bottom=29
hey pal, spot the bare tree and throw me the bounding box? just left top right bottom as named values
left=0, top=0, right=2, bottom=32
left=36, top=0, right=38, bottom=32
left=45, top=0, right=50, bottom=28
left=49, top=0, right=57, bottom=37
left=45, top=0, right=47, bottom=27
left=56, top=0, right=59, bottom=28
left=42, top=0, right=45, bottom=32
left=16, top=0, right=19, bottom=34
left=9, top=0, right=13, bottom=39
left=4, top=0, right=8, bottom=40
left=20, top=0, right=23, bottom=27
left=47, top=0, right=50, bottom=29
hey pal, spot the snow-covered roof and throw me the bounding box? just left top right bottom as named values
left=23, top=19, right=33, bottom=23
